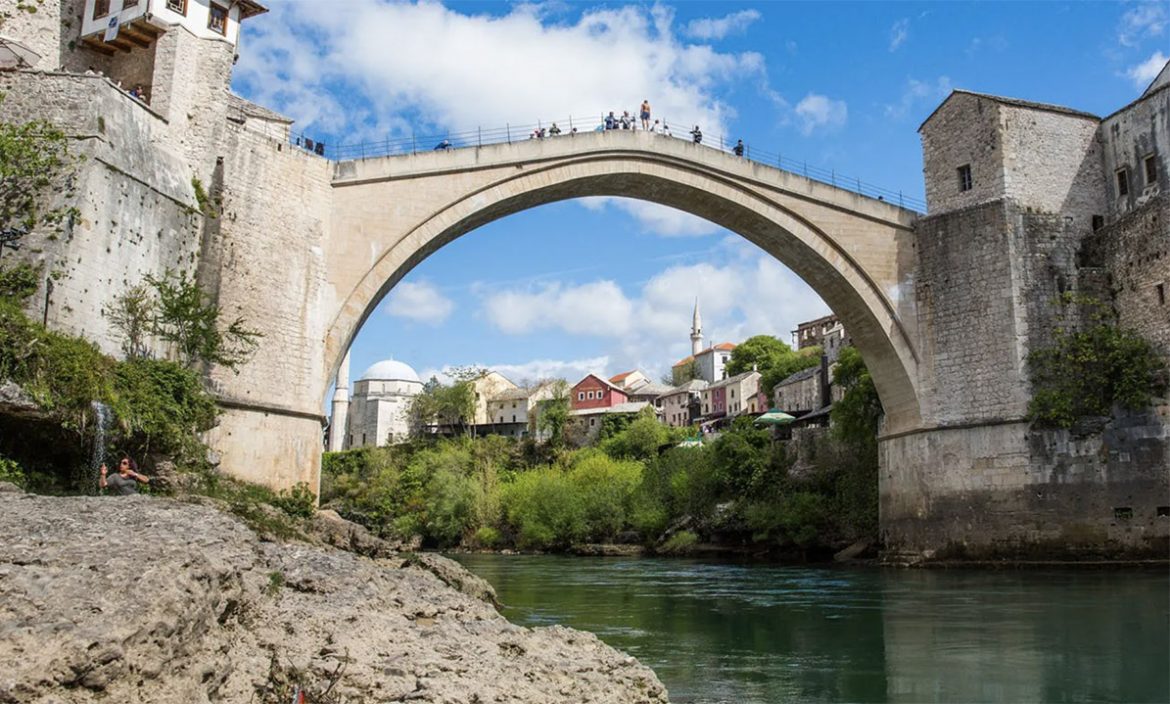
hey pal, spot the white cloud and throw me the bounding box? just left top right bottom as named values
left=421, top=355, right=610, bottom=386
left=884, top=76, right=952, bottom=119
left=684, top=9, right=762, bottom=40
left=383, top=280, right=454, bottom=324
left=579, top=197, right=720, bottom=237
left=477, top=244, right=827, bottom=378
left=889, top=18, right=910, bottom=52
left=794, top=94, right=848, bottom=135
left=483, top=280, right=635, bottom=336
left=234, top=1, right=768, bottom=142
left=1126, top=51, right=1168, bottom=88
left=1118, top=2, right=1167, bottom=47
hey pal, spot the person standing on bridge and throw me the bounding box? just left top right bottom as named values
left=640, top=99, right=651, bottom=130
left=691, top=125, right=702, bottom=144
left=733, top=139, right=745, bottom=158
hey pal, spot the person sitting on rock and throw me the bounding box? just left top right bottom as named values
left=100, top=457, right=149, bottom=496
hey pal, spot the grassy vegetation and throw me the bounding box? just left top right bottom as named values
left=322, top=392, right=882, bottom=557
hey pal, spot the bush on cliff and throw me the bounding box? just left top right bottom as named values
left=1028, top=323, right=1167, bottom=428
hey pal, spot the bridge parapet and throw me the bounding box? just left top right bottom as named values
left=331, top=130, right=921, bottom=227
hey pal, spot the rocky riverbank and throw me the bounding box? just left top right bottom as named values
left=0, top=490, right=669, bottom=703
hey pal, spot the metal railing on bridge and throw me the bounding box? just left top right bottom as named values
left=286, top=115, right=927, bottom=212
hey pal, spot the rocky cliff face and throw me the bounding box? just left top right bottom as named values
left=0, top=494, right=669, bottom=703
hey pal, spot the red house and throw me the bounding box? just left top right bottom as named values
left=571, top=374, right=629, bottom=410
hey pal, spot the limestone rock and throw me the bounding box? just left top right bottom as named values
left=306, top=508, right=402, bottom=558
left=0, top=380, right=41, bottom=420
left=407, top=551, right=498, bottom=605
left=0, top=494, right=669, bottom=703
left=0, top=481, right=22, bottom=494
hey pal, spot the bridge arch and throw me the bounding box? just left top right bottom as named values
left=324, top=133, right=923, bottom=432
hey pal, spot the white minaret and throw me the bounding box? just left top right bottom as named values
left=691, top=297, right=703, bottom=355
left=328, top=351, right=351, bottom=452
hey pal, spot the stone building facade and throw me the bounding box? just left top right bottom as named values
left=344, top=360, right=422, bottom=449
left=884, top=71, right=1170, bottom=560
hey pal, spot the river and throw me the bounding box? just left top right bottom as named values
left=452, top=554, right=1169, bottom=703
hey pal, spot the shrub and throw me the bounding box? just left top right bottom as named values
left=502, top=467, right=586, bottom=550
left=1028, top=321, right=1167, bottom=428
left=0, top=455, right=26, bottom=488
left=273, top=482, right=316, bottom=519
left=472, top=526, right=502, bottom=548
left=659, top=530, right=699, bottom=555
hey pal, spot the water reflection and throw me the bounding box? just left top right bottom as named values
left=452, top=554, right=1169, bottom=704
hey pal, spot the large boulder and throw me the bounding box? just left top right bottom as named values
left=0, top=494, right=670, bottom=703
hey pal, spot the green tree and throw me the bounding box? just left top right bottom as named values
left=725, top=334, right=820, bottom=396
left=830, top=346, right=882, bottom=448
left=103, top=283, right=155, bottom=359
left=146, top=270, right=261, bottom=371
left=669, top=358, right=700, bottom=385
left=536, top=380, right=570, bottom=446
left=1028, top=297, right=1166, bottom=427
left=0, top=115, right=75, bottom=235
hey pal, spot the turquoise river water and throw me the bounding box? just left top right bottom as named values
left=451, top=554, right=1169, bottom=703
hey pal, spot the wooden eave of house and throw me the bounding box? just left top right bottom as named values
left=238, top=0, right=269, bottom=19
left=79, top=16, right=163, bottom=56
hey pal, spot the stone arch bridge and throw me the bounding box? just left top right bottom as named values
left=187, top=128, right=1071, bottom=558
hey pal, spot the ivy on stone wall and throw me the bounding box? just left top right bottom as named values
left=1028, top=295, right=1167, bottom=428
left=0, top=110, right=76, bottom=235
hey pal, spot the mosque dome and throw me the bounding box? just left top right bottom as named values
left=359, top=359, right=421, bottom=383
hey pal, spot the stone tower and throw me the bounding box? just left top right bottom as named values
left=690, top=297, right=703, bottom=355
left=328, top=351, right=351, bottom=452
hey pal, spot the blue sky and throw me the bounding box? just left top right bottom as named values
left=231, top=0, right=1168, bottom=390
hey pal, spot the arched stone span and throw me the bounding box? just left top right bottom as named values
left=322, top=131, right=922, bottom=432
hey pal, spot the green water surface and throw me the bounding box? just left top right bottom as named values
left=452, top=554, right=1169, bottom=703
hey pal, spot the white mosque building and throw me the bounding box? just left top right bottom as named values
left=329, top=353, right=423, bottom=450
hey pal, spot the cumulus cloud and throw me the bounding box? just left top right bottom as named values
left=889, top=18, right=910, bottom=52
left=421, top=355, right=611, bottom=386
left=477, top=242, right=828, bottom=377
left=483, top=280, right=635, bottom=336
left=794, top=94, right=848, bottom=135
left=1117, top=2, right=1167, bottom=47
left=884, top=76, right=952, bottom=119
left=383, top=279, right=455, bottom=324
left=684, top=9, right=762, bottom=40
left=1126, top=51, right=1168, bottom=89
left=579, top=197, right=720, bottom=237
left=234, top=1, right=768, bottom=142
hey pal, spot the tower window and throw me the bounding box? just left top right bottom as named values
left=957, top=164, right=973, bottom=192
left=208, top=3, right=228, bottom=35
left=1116, top=168, right=1129, bottom=197
left=1145, top=154, right=1158, bottom=185
left=166, top=0, right=188, bottom=16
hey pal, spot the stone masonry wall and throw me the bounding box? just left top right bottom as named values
left=913, top=200, right=1030, bottom=424
left=881, top=411, right=1169, bottom=561
left=998, top=103, right=1105, bottom=228
left=0, top=70, right=201, bottom=357
left=1083, top=193, right=1170, bottom=359
left=1099, top=86, right=1168, bottom=221
left=921, top=93, right=1005, bottom=214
